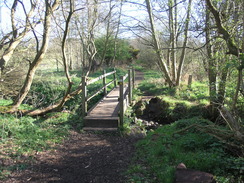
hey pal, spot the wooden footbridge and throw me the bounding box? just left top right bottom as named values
left=82, top=68, right=135, bottom=131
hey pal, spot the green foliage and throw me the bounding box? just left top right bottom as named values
left=176, top=82, right=209, bottom=102
left=127, top=117, right=243, bottom=183
left=95, top=37, right=139, bottom=65
left=0, top=112, right=70, bottom=152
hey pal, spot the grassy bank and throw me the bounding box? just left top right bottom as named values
left=127, top=68, right=243, bottom=183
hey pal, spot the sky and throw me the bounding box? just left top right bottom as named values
left=0, top=0, right=148, bottom=37
left=0, top=0, right=193, bottom=40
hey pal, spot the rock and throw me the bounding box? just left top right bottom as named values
left=175, top=163, right=216, bottom=183
left=176, top=163, right=187, bottom=169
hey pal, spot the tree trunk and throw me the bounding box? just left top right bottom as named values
left=22, top=0, right=82, bottom=116
left=217, top=61, right=228, bottom=105
left=205, top=0, right=243, bottom=110
left=232, top=66, right=243, bottom=109
left=145, top=0, right=174, bottom=87
left=169, top=0, right=176, bottom=82
left=205, top=3, right=218, bottom=119
left=12, top=0, right=60, bottom=109
left=176, top=0, right=192, bottom=86
left=0, top=0, right=36, bottom=78
left=112, top=1, right=123, bottom=66
left=205, top=0, right=241, bottom=56
left=101, top=0, right=113, bottom=66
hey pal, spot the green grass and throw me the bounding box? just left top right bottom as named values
left=0, top=111, right=76, bottom=179
left=137, top=69, right=209, bottom=105
left=127, top=117, right=243, bottom=183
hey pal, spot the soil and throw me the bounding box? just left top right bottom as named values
left=3, top=131, right=141, bottom=183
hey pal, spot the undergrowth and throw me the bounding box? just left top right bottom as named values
left=127, top=118, right=243, bottom=183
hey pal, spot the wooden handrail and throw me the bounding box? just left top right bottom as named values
left=87, top=80, right=115, bottom=102
left=87, top=70, right=116, bottom=85
left=118, top=68, right=134, bottom=127
left=82, top=69, right=117, bottom=118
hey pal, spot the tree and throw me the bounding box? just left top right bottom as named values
left=12, top=0, right=60, bottom=109
left=145, top=0, right=192, bottom=87
left=205, top=0, right=243, bottom=110
left=0, top=0, right=40, bottom=79
left=23, top=0, right=84, bottom=116
left=95, top=37, right=139, bottom=65
left=75, top=0, right=98, bottom=76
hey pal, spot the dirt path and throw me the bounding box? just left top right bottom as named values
left=4, top=131, right=140, bottom=183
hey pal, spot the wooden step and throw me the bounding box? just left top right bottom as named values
left=83, top=127, right=118, bottom=131
left=84, top=116, right=119, bottom=128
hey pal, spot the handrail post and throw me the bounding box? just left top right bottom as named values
left=188, top=74, right=192, bottom=88
left=128, top=69, right=132, bottom=105
left=113, top=68, right=117, bottom=88
left=82, top=76, right=87, bottom=118
left=119, top=76, right=124, bottom=127
left=132, top=67, right=135, bottom=89
left=103, top=70, right=107, bottom=95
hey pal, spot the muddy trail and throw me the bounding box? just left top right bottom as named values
left=2, top=71, right=145, bottom=183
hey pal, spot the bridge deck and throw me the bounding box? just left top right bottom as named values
left=83, top=87, right=120, bottom=130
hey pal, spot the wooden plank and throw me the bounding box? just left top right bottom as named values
left=86, top=87, right=120, bottom=118
left=87, top=75, right=104, bottom=85
left=122, top=73, right=128, bottom=81
left=83, top=127, right=118, bottom=131
left=87, top=70, right=116, bottom=85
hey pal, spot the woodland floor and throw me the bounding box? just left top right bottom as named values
left=2, top=71, right=145, bottom=183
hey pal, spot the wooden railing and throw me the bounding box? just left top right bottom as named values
left=82, top=69, right=117, bottom=118
left=118, top=68, right=135, bottom=126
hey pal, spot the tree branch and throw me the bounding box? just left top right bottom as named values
left=205, top=0, right=241, bottom=56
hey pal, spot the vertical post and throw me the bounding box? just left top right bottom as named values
left=132, top=67, right=135, bottom=89
left=188, top=74, right=192, bottom=88
left=82, top=76, right=87, bottom=118
left=103, top=70, right=107, bottom=95
left=119, top=76, right=124, bottom=127
left=128, top=69, right=132, bottom=104
left=113, top=68, right=117, bottom=88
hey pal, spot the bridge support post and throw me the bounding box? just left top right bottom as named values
left=82, top=76, right=87, bottom=119
left=103, top=70, right=107, bottom=95
left=188, top=74, right=192, bottom=88
left=119, top=76, right=124, bottom=127
left=113, top=68, right=117, bottom=88
left=128, top=69, right=132, bottom=105
left=132, top=67, right=135, bottom=89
